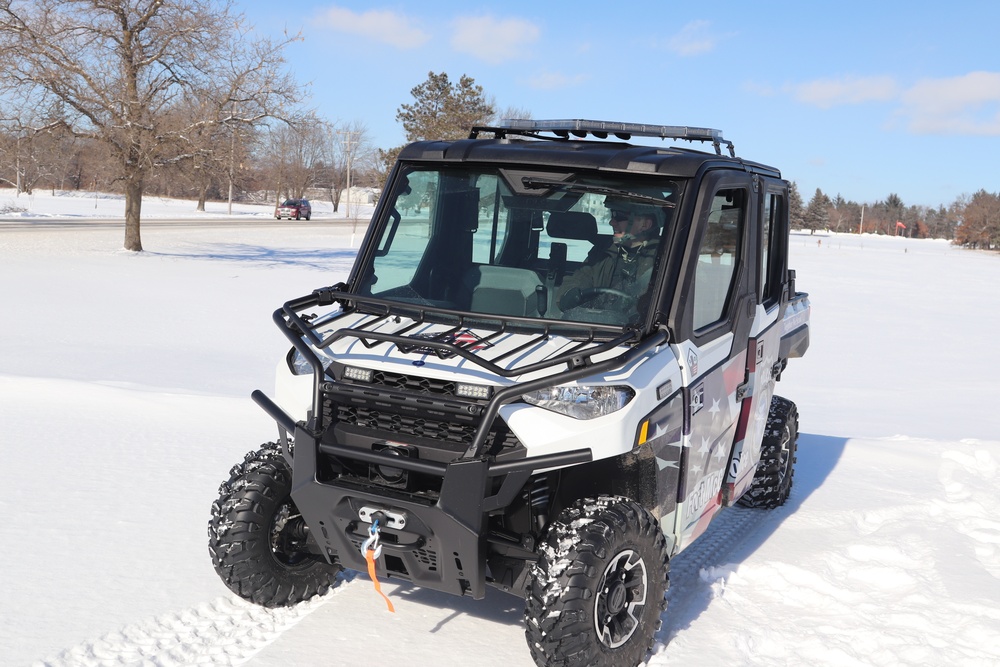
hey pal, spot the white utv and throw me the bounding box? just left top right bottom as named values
left=208, top=120, right=810, bottom=667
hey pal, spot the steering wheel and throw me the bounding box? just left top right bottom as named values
left=559, top=286, right=638, bottom=311
left=580, top=287, right=633, bottom=301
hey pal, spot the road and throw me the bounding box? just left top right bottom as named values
left=0, top=216, right=371, bottom=232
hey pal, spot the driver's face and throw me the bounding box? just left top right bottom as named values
left=609, top=210, right=654, bottom=244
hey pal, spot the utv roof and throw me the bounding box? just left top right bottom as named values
left=397, top=118, right=781, bottom=180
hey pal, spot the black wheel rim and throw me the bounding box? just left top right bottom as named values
left=594, top=548, right=648, bottom=648
left=776, top=424, right=792, bottom=484
left=269, top=500, right=312, bottom=568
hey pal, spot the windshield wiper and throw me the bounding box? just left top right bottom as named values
left=520, top=177, right=676, bottom=207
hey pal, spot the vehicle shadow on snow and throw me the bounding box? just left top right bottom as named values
left=148, top=243, right=359, bottom=270
left=377, top=578, right=526, bottom=631
left=341, top=434, right=850, bottom=641
left=656, top=432, right=849, bottom=644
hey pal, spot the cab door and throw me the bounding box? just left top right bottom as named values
left=721, top=179, right=791, bottom=503
left=668, top=171, right=760, bottom=550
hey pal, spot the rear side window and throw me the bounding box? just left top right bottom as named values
left=692, top=188, right=746, bottom=330
left=761, top=191, right=785, bottom=307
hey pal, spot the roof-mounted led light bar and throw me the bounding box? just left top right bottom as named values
left=470, top=118, right=736, bottom=157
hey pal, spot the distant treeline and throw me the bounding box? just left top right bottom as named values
left=791, top=183, right=999, bottom=249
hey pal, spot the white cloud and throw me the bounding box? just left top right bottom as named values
left=767, top=70, right=1000, bottom=137
left=450, top=16, right=540, bottom=64
left=742, top=80, right=775, bottom=97
left=791, top=76, right=899, bottom=108
left=666, top=20, right=721, bottom=57
left=899, top=71, right=1000, bottom=135
left=524, top=71, right=588, bottom=90
left=316, top=7, right=429, bottom=49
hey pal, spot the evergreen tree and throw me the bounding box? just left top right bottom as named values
left=803, top=188, right=832, bottom=232
left=396, top=72, right=496, bottom=142
left=788, top=182, right=805, bottom=229
left=375, top=71, right=498, bottom=182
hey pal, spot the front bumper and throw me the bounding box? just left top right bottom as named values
left=279, top=418, right=589, bottom=599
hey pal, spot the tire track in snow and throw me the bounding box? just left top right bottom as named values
left=34, top=576, right=354, bottom=667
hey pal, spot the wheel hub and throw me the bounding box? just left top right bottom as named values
left=606, top=580, right=627, bottom=614
left=594, top=548, right=648, bottom=649
left=269, top=501, right=311, bottom=568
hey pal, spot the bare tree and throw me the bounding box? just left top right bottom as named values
left=491, top=104, right=532, bottom=124
left=258, top=114, right=327, bottom=205
left=320, top=119, right=374, bottom=215
left=954, top=190, right=1000, bottom=249
left=0, top=0, right=302, bottom=251
left=0, top=122, right=48, bottom=193
left=0, top=98, right=70, bottom=194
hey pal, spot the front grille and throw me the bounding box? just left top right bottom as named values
left=321, top=388, right=521, bottom=452
left=368, top=370, right=460, bottom=397
left=337, top=405, right=476, bottom=444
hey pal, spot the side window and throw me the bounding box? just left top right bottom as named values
left=470, top=174, right=509, bottom=264
left=692, top=188, right=746, bottom=330
left=371, top=171, right=440, bottom=293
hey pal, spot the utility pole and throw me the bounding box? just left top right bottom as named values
left=227, top=104, right=237, bottom=215
left=227, top=128, right=235, bottom=215
left=337, top=130, right=357, bottom=219
left=15, top=135, right=21, bottom=196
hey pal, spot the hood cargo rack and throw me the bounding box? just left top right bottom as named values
left=282, top=287, right=644, bottom=379
left=273, top=285, right=668, bottom=458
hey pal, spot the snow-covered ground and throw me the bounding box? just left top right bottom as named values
left=2, top=190, right=998, bottom=666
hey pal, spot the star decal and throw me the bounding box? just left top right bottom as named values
left=656, top=457, right=679, bottom=470
left=647, top=420, right=670, bottom=441
left=698, top=437, right=711, bottom=455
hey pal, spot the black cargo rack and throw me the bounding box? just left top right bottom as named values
left=265, top=284, right=668, bottom=458
left=469, top=118, right=737, bottom=158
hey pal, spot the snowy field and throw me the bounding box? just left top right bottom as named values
left=0, top=188, right=370, bottom=220
left=2, top=190, right=999, bottom=666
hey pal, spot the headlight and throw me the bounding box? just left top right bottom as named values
left=286, top=348, right=333, bottom=375
left=522, top=385, right=635, bottom=420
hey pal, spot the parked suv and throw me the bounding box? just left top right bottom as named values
left=209, top=119, right=810, bottom=667
left=275, top=198, right=311, bottom=220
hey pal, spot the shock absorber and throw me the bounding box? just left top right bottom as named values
left=529, top=474, right=550, bottom=531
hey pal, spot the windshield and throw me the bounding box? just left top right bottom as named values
left=356, top=165, right=681, bottom=328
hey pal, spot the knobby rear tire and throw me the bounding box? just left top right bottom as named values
left=737, top=395, right=799, bottom=509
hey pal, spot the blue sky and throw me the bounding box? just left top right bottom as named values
left=239, top=1, right=999, bottom=208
